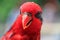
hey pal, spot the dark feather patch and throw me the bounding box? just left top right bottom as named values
left=35, top=12, right=43, bottom=21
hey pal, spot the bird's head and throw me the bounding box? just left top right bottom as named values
left=20, top=2, right=42, bottom=29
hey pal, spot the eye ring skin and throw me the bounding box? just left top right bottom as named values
left=35, top=12, right=43, bottom=21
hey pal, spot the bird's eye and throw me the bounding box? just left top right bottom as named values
left=27, top=12, right=32, bottom=16
left=35, top=12, right=43, bottom=21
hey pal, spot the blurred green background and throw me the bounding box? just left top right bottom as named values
left=0, top=0, right=20, bottom=22
left=0, top=0, right=60, bottom=40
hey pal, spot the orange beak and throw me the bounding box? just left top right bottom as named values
left=22, top=12, right=32, bottom=29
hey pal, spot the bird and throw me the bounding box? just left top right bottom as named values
left=2, top=2, right=42, bottom=40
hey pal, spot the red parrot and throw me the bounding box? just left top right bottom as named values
left=2, top=2, right=42, bottom=40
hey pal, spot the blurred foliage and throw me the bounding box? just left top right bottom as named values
left=28, top=0, right=47, bottom=6
left=0, top=0, right=21, bottom=23
left=59, top=0, right=60, bottom=3
left=30, top=0, right=60, bottom=6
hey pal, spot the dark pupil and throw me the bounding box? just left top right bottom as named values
left=35, top=12, right=43, bottom=21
